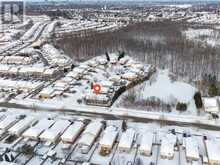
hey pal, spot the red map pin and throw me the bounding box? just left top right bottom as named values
left=93, top=84, right=101, bottom=95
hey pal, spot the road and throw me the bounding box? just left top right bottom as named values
left=2, top=100, right=220, bottom=130
left=2, top=22, right=49, bottom=56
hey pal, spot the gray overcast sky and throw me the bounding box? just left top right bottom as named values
left=24, top=0, right=220, bottom=3
left=25, top=0, right=220, bottom=1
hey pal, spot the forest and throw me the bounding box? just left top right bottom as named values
left=56, top=21, right=220, bottom=85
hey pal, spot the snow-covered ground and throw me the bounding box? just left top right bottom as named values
left=117, top=69, right=198, bottom=115
left=203, top=97, right=220, bottom=113
left=141, top=70, right=196, bottom=104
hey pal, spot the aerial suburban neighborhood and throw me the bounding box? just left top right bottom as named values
left=0, top=0, right=219, bottom=165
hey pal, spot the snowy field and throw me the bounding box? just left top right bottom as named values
left=141, top=70, right=196, bottom=104
left=116, top=69, right=198, bottom=115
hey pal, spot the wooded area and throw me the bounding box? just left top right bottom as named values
left=56, top=21, right=220, bottom=83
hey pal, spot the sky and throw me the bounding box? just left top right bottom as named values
left=23, top=0, right=220, bottom=4
left=25, top=0, right=220, bottom=1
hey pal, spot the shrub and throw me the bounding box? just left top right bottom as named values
left=208, top=84, right=219, bottom=97
left=77, top=99, right=82, bottom=104
left=176, top=102, right=187, bottom=111
left=5, top=135, right=17, bottom=144
left=125, top=92, right=136, bottom=103
left=20, top=144, right=34, bottom=155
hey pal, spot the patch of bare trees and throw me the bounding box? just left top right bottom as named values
left=56, top=20, right=220, bottom=82
left=121, top=93, right=174, bottom=112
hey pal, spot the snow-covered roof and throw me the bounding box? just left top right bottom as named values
left=82, top=163, right=90, bottom=165
left=0, top=162, right=17, bottom=165
left=118, top=128, right=136, bottom=150
left=44, top=68, right=57, bottom=76
left=61, top=121, right=84, bottom=143
left=132, top=63, right=144, bottom=70
left=40, top=120, right=70, bottom=142
left=109, top=75, right=121, bottom=82
left=0, top=56, right=4, bottom=61
left=19, top=67, right=45, bottom=74
left=125, top=59, right=136, bottom=66
left=139, top=132, right=154, bottom=153
left=0, top=79, right=43, bottom=91
left=8, top=116, right=36, bottom=135
left=66, top=71, right=80, bottom=78
left=84, top=121, right=102, bottom=135
left=110, top=56, right=118, bottom=64
left=78, top=121, right=102, bottom=146
left=42, top=44, right=72, bottom=67
left=0, top=116, right=17, bottom=130
left=8, top=67, right=19, bottom=74
left=73, top=67, right=86, bottom=74
left=99, top=87, right=111, bottom=94
left=160, top=134, right=176, bottom=158
left=205, top=139, right=220, bottom=163
left=85, top=91, right=110, bottom=102
left=39, top=88, right=55, bottom=97
left=42, top=44, right=61, bottom=56
left=100, top=80, right=114, bottom=87
left=60, top=77, right=74, bottom=83
left=47, top=21, right=59, bottom=34
left=99, top=126, right=118, bottom=148
left=1, top=56, right=33, bottom=65
left=23, top=118, right=55, bottom=139
left=21, top=22, right=42, bottom=41
left=130, top=68, right=142, bottom=74
left=0, top=65, right=10, bottom=72
left=87, top=60, right=98, bottom=67
left=185, top=137, right=199, bottom=160
left=122, top=72, right=138, bottom=80
left=96, top=58, right=108, bottom=65
left=119, top=57, right=129, bottom=65
left=78, top=133, right=95, bottom=147
left=54, top=81, right=69, bottom=90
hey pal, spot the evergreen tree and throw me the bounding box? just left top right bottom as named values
left=122, top=120, right=127, bottom=132
left=4, top=154, right=10, bottom=162
left=10, top=154, right=15, bottom=162
left=105, top=52, right=110, bottom=61
left=118, top=51, right=125, bottom=61
left=194, top=92, right=203, bottom=109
